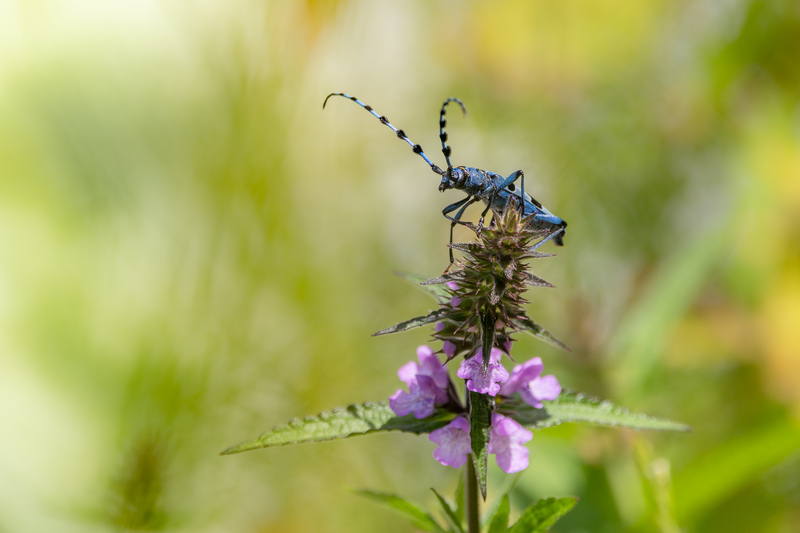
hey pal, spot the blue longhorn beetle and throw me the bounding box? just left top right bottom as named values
left=323, top=93, right=567, bottom=264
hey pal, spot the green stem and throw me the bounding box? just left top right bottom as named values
left=465, top=456, right=480, bottom=533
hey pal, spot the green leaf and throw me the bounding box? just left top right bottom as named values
left=372, top=308, right=450, bottom=336
left=509, top=497, right=577, bottom=532
left=356, top=490, right=446, bottom=533
left=221, top=392, right=688, bottom=455
left=483, top=476, right=521, bottom=532
left=453, top=477, right=465, bottom=527
left=523, top=272, right=554, bottom=288
left=221, top=402, right=454, bottom=454
left=520, top=250, right=555, bottom=259
left=420, top=273, right=462, bottom=287
left=469, top=391, right=493, bottom=500
left=480, top=309, right=496, bottom=370
left=394, top=271, right=452, bottom=304
left=511, top=316, right=570, bottom=352
left=486, top=494, right=511, bottom=533
left=508, top=391, right=690, bottom=432
left=431, top=488, right=464, bottom=533
left=448, top=242, right=483, bottom=256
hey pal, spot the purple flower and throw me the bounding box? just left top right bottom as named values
left=523, top=375, right=561, bottom=408
left=498, top=357, right=561, bottom=408
left=498, top=357, right=542, bottom=394
left=488, top=413, right=533, bottom=473
left=389, top=378, right=437, bottom=419
left=390, top=346, right=449, bottom=419
left=429, top=416, right=471, bottom=468
left=456, top=348, right=509, bottom=396
left=415, top=345, right=450, bottom=391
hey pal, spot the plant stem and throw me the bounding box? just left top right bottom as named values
left=465, top=456, right=480, bottom=533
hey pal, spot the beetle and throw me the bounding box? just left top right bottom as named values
left=323, top=93, right=567, bottom=262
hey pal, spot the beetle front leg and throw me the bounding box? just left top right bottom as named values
left=443, top=195, right=480, bottom=266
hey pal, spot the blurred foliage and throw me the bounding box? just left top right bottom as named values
left=0, top=0, right=798, bottom=532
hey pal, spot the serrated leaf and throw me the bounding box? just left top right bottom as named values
left=511, top=316, right=570, bottom=352
left=372, top=309, right=450, bottom=336
left=395, top=271, right=452, bottom=304
left=521, top=250, right=556, bottom=259
left=509, top=391, right=691, bottom=432
left=356, top=490, right=446, bottom=533
left=449, top=242, right=483, bottom=255
left=509, top=497, right=577, bottom=533
left=486, top=494, right=511, bottom=533
left=221, top=402, right=454, bottom=454
left=523, top=272, right=554, bottom=288
left=469, top=391, right=493, bottom=500
left=420, top=272, right=462, bottom=286
left=431, top=488, right=464, bottom=533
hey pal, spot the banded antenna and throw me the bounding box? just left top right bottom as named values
left=323, top=93, right=445, bottom=176
left=438, top=97, right=467, bottom=172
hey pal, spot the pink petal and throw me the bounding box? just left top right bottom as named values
left=417, top=348, right=449, bottom=389
left=429, top=417, right=471, bottom=469
left=499, top=358, right=544, bottom=396
left=397, top=361, right=420, bottom=385
left=488, top=414, right=533, bottom=474
left=389, top=380, right=435, bottom=419
left=457, top=349, right=509, bottom=396
left=529, top=374, right=561, bottom=402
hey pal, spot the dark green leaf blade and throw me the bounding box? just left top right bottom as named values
left=420, top=273, right=462, bottom=287
left=221, top=402, right=454, bottom=455
left=523, top=272, right=554, bottom=288
left=508, top=391, right=690, bottom=432
left=431, top=488, right=465, bottom=533
left=356, top=490, right=447, bottom=533
left=394, top=271, right=452, bottom=304
left=453, top=477, right=465, bottom=527
left=486, top=494, right=511, bottom=533
left=480, top=309, right=496, bottom=371
left=511, top=316, right=570, bottom=352
left=372, top=309, right=450, bottom=336
left=509, top=497, right=578, bottom=533
left=448, top=242, right=483, bottom=256
left=469, top=391, right=493, bottom=500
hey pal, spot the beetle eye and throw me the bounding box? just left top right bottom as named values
left=507, top=183, right=516, bottom=192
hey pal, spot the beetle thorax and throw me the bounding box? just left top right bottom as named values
left=439, top=166, right=490, bottom=194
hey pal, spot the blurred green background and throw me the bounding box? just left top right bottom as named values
left=1, top=1, right=799, bottom=531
